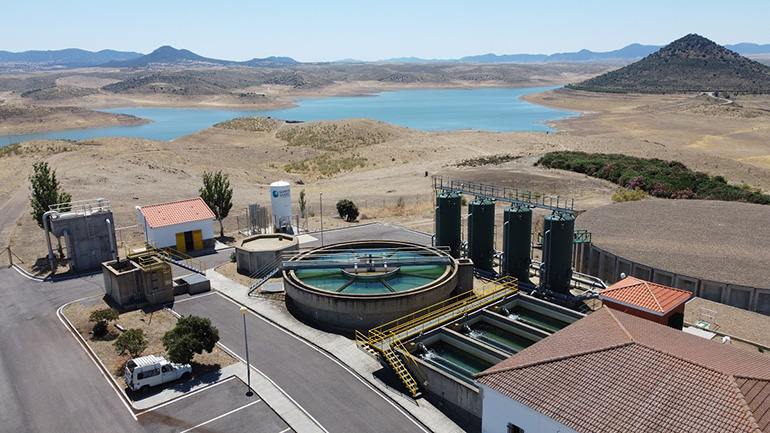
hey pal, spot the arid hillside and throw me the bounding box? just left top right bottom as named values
left=3, top=85, right=770, bottom=275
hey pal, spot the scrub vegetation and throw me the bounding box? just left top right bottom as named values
left=537, top=151, right=770, bottom=204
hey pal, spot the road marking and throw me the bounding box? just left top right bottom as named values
left=57, top=301, right=138, bottom=421
left=135, top=376, right=236, bottom=416
left=216, top=341, right=330, bottom=433
left=178, top=400, right=261, bottom=433
left=277, top=428, right=292, bottom=433
left=209, top=293, right=429, bottom=433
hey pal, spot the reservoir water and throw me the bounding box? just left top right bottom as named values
left=1, top=87, right=577, bottom=146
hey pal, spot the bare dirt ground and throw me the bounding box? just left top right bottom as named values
left=2, top=85, right=770, bottom=275
left=62, top=296, right=236, bottom=382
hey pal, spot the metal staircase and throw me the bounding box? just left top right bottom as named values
left=126, top=244, right=206, bottom=275
left=382, top=346, right=421, bottom=397
left=356, top=278, right=518, bottom=398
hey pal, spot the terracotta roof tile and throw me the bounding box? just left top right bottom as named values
left=139, top=198, right=215, bottom=228
left=600, top=276, right=692, bottom=314
left=476, top=307, right=770, bottom=433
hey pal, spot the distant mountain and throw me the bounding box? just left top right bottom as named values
left=0, top=48, right=142, bottom=67
left=460, top=44, right=661, bottom=63
left=376, top=56, right=456, bottom=63
left=1, top=41, right=768, bottom=70
left=241, top=56, right=299, bottom=67
left=101, top=45, right=235, bottom=67
left=725, top=43, right=770, bottom=54
left=568, top=34, right=770, bottom=93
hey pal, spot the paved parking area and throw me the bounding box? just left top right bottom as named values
left=137, top=376, right=292, bottom=433
left=172, top=292, right=431, bottom=433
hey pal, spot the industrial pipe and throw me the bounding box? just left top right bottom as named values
left=106, top=219, right=118, bottom=261
left=42, top=210, right=60, bottom=273
left=62, top=229, right=74, bottom=271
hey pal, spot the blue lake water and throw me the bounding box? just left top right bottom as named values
left=1, top=87, right=577, bottom=146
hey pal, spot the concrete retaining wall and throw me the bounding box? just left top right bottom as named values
left=577, top=243, right=770, bottom=315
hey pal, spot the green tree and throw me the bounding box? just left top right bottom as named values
left=298, top=189, right=307, bottom=219
left=114, top=328, right=148, bottom=358
left=199, top=170, right=233, bottom=238
left=162, top=315, right=219, bottom=364
left=336, top=199, right=359, bottom=222
left=89, top=308, right=119, bottom=337
left=29, top=161, right=72, bottom=229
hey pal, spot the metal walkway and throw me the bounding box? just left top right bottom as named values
left=356, top=278, right=518, bottom=397
left=432, top=175, right=580, bottom=215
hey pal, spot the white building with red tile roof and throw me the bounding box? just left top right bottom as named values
left=475, top=306, right=770, bottom=433
left=137, top=198, right=216, bottom=252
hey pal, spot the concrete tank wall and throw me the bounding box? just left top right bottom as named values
left=282, top=240, right=458, bottom=331
left=577, top=242, right=770, bottom=316
left=51, top=210, right=116, bottom=273
left=236, top=234, right=299, bottom=276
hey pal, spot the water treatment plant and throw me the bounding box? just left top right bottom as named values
left=27, top=173, right=770, bottom=433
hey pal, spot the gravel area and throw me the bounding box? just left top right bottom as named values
left=685, top=297, right=770, bottom=349
left=577, top=199, right=770, bottom=290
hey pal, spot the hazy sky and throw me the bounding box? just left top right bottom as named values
left=2, top=0, right=768, bottom=62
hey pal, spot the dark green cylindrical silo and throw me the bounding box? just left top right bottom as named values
left=468, top=197, right=495, bottom=272
left=435, top=192, right=462, bottom=258
left=542, top=212, right=575, bottom=294
left=503, top=204, right=532, bottom=281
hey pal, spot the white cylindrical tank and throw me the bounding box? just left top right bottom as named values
left=269, top=181, right=292, bottom=233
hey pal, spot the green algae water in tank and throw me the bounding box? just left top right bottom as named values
left=435, top=192, right=462, bottom=258
left=542, top=212, right=575, bottom=294
left=503, top=204, right=532, bottom=281
left=468, top=197, right=495, bottom=272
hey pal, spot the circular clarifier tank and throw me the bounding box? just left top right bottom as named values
left=283, top=240, right=459, bottom=331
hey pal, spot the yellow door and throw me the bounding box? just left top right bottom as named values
left=192, top=230, right=203, bottom=251
left=175, top=232, right=186, bottom=253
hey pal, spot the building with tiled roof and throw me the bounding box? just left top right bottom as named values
left=137, top=198, right=215, bottom=252
left=600, top=276, right=692, bottom=328
left=475, top=307, right=770, bottom=433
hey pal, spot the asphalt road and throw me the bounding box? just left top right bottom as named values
left=0, top=223, right=436, bottom=432
left=0, top=268, right=143, bottom=433
left=172, top=293, right=429, bottom=433
left=0, top=268, right=294, bottom=433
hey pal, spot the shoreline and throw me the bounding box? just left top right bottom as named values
left=1, top=85, right=582, bottom=139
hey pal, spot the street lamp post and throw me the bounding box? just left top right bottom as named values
left=319, top=192, right=324, bottom=246
left=240, top=306, right=252, bottom=396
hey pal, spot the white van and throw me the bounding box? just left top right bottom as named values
left=124, top=355, right=192, bottom=392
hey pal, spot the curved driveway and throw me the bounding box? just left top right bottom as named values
left=173, top=293, right=429, bottom=433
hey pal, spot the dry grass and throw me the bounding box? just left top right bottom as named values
left=62, top=296, right=237, bottom=382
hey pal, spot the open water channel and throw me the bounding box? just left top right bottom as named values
left=1, top=87, right=578, bottom=146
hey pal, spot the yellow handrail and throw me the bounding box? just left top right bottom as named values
left=355, top=278, right=518, bottom=398
left=393, top=338, right=428, bottom=391
left=368, top=278, right=517, bottom=345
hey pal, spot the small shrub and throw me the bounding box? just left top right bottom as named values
left=336, top=199, right=359, bottom=222
left=89, top=308, right=118, bottom=337
left=92, top=320, right=109, bottom=337
left=229, top=251, right=236, bottom=262
left=89, top=308, right=119, bottom=323
left=612, top=188, right=649, bottom=203
left=114, top=328, right=148, bottom=358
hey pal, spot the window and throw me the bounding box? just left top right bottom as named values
left=507, top=423, right=524, bottom=433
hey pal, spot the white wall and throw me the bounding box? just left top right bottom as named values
left=480, top=384, right=579, bottom=433
left=138, top=209, right=214, bottom=248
